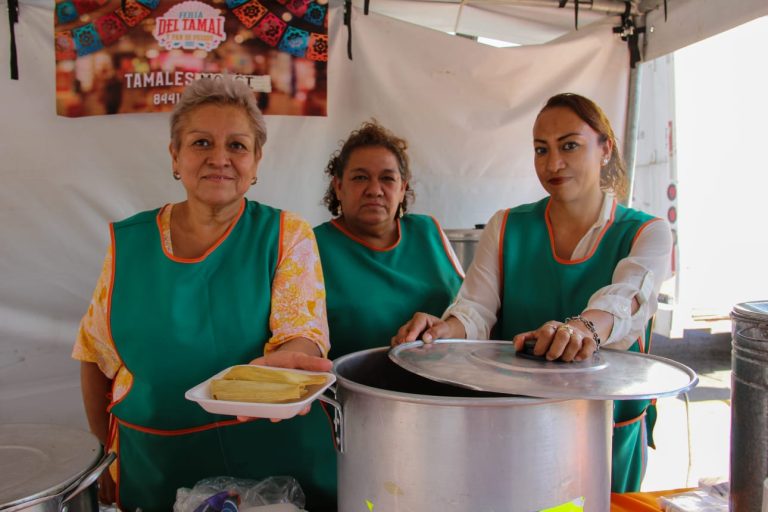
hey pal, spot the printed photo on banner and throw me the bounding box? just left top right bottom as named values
left=54, top=0, right=328, bottom=117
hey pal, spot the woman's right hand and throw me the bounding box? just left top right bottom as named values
left=512, top=320, right=596, bottom=362
left=391, top=313, right=465, bottom=346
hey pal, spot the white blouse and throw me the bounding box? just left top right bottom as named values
left=444, top=194, right=673, bottom=350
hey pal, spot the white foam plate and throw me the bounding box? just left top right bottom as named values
left=185, top=365, right=336, bottom=419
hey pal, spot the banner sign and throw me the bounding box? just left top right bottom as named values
left=54, top=0, right=328, bottom=117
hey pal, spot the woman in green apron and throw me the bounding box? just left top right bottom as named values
left=73, top=77, right=334, bottom=511
left=306, top=122, right=464, bottom=507
left=314, top=121, right=464, bottom=358
left=393, top=93, right=673, bottom=493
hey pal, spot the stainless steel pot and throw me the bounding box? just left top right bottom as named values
left=0, top=424, right=115, bottom=512
left=320, top=348, right=612, bottom=511
left=444, top=228, right=483, bottom=269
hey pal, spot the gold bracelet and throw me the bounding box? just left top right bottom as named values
left=565, top=315, right=601, bottom=350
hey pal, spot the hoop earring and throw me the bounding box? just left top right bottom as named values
left=173, top=171, right=181, bottom=180
left=397, top=203, right=404, bottom=219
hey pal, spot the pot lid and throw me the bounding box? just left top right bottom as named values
left=731, top=301, right=768, bottom=322
left=0, top=424, right=102, bottom=509
left=389, top=340, right=698, bottom=400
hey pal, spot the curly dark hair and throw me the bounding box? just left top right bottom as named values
left=538, top=93, right=628, bottom=201
left=323, top=120, right=415, bottom=216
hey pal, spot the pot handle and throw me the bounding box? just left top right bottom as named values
left=0, top=452, right=116, bottom=512
left=319, top=385, right=344, bottom=453
left=62, top=451, right=116, bottom=505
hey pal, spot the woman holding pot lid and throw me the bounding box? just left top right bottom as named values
left=72, top=77, right=334, bottom=512
left=393, top=93, right=673, bottom=493
left=315, top=120, right=464, bottom=358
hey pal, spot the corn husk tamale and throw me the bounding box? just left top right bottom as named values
left=210, top=379, right=304, bottom=403
left=221, top=365, right=327, bottom=386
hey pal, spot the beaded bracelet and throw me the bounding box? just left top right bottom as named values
left=565, top=314, right=602, bottom=350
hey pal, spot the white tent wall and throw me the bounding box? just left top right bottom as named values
left=0, top=2, right=630, bottom=426
left=630, top=55, right=676, bottom=224
left=630, top=53, right=678, bottom=334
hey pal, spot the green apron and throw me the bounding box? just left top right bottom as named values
left=314, top=214, right=463, bottom=357
left=610, top=320, right=657, bottom=493
left=497, top=197, right=657, bottom=493
left=109, top=199, right=336, bottom=511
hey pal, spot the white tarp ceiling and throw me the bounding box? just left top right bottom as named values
left=7, top=0, right=768, bottom=60
left=643, top=0, right=768, bottom=60
left=348, top=0, right=768, bottom=59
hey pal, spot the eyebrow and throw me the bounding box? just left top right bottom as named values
left=533, top=132, right=583, bottom=144
left=186, top=130, right=252, bottom=138
left=349, top=167, right=398, bottom=174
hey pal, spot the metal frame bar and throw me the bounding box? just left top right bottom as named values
left=405, top=0, right=640, bottom=15
left=623, top=62, right=643, bottom=207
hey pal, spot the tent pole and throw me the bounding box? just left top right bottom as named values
left=623, top=63, right=643, bottom=207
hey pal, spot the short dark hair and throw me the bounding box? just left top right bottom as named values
left=170, top=76, right=267, bottom=155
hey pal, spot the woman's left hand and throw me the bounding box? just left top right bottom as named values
left=237, top=344, right=332, bottom=423
left=512, top=321, right=597, bottom=362
left=251, top=349, right=332, bottom=373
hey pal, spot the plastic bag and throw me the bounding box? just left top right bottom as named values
left=658, top=480, right=729, bottom=512
left=174, top=476, right=306, bottom=512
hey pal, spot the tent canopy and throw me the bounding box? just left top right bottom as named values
left=10, top=0, right=768, bottom=62
left=343, top=0, right=767, bottom=59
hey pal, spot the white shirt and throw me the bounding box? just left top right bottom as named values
left=445, top=194, right=673, bottom=350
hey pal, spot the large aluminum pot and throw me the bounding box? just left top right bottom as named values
left=0, top=424, right=115, bottom=512
left=320, top=348, right=612, bottom=511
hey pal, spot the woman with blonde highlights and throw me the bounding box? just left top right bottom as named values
left=394, top=93, right=672, bottom=492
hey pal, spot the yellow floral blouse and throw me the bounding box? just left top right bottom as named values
left=72, top=204, right=330, bottom=404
